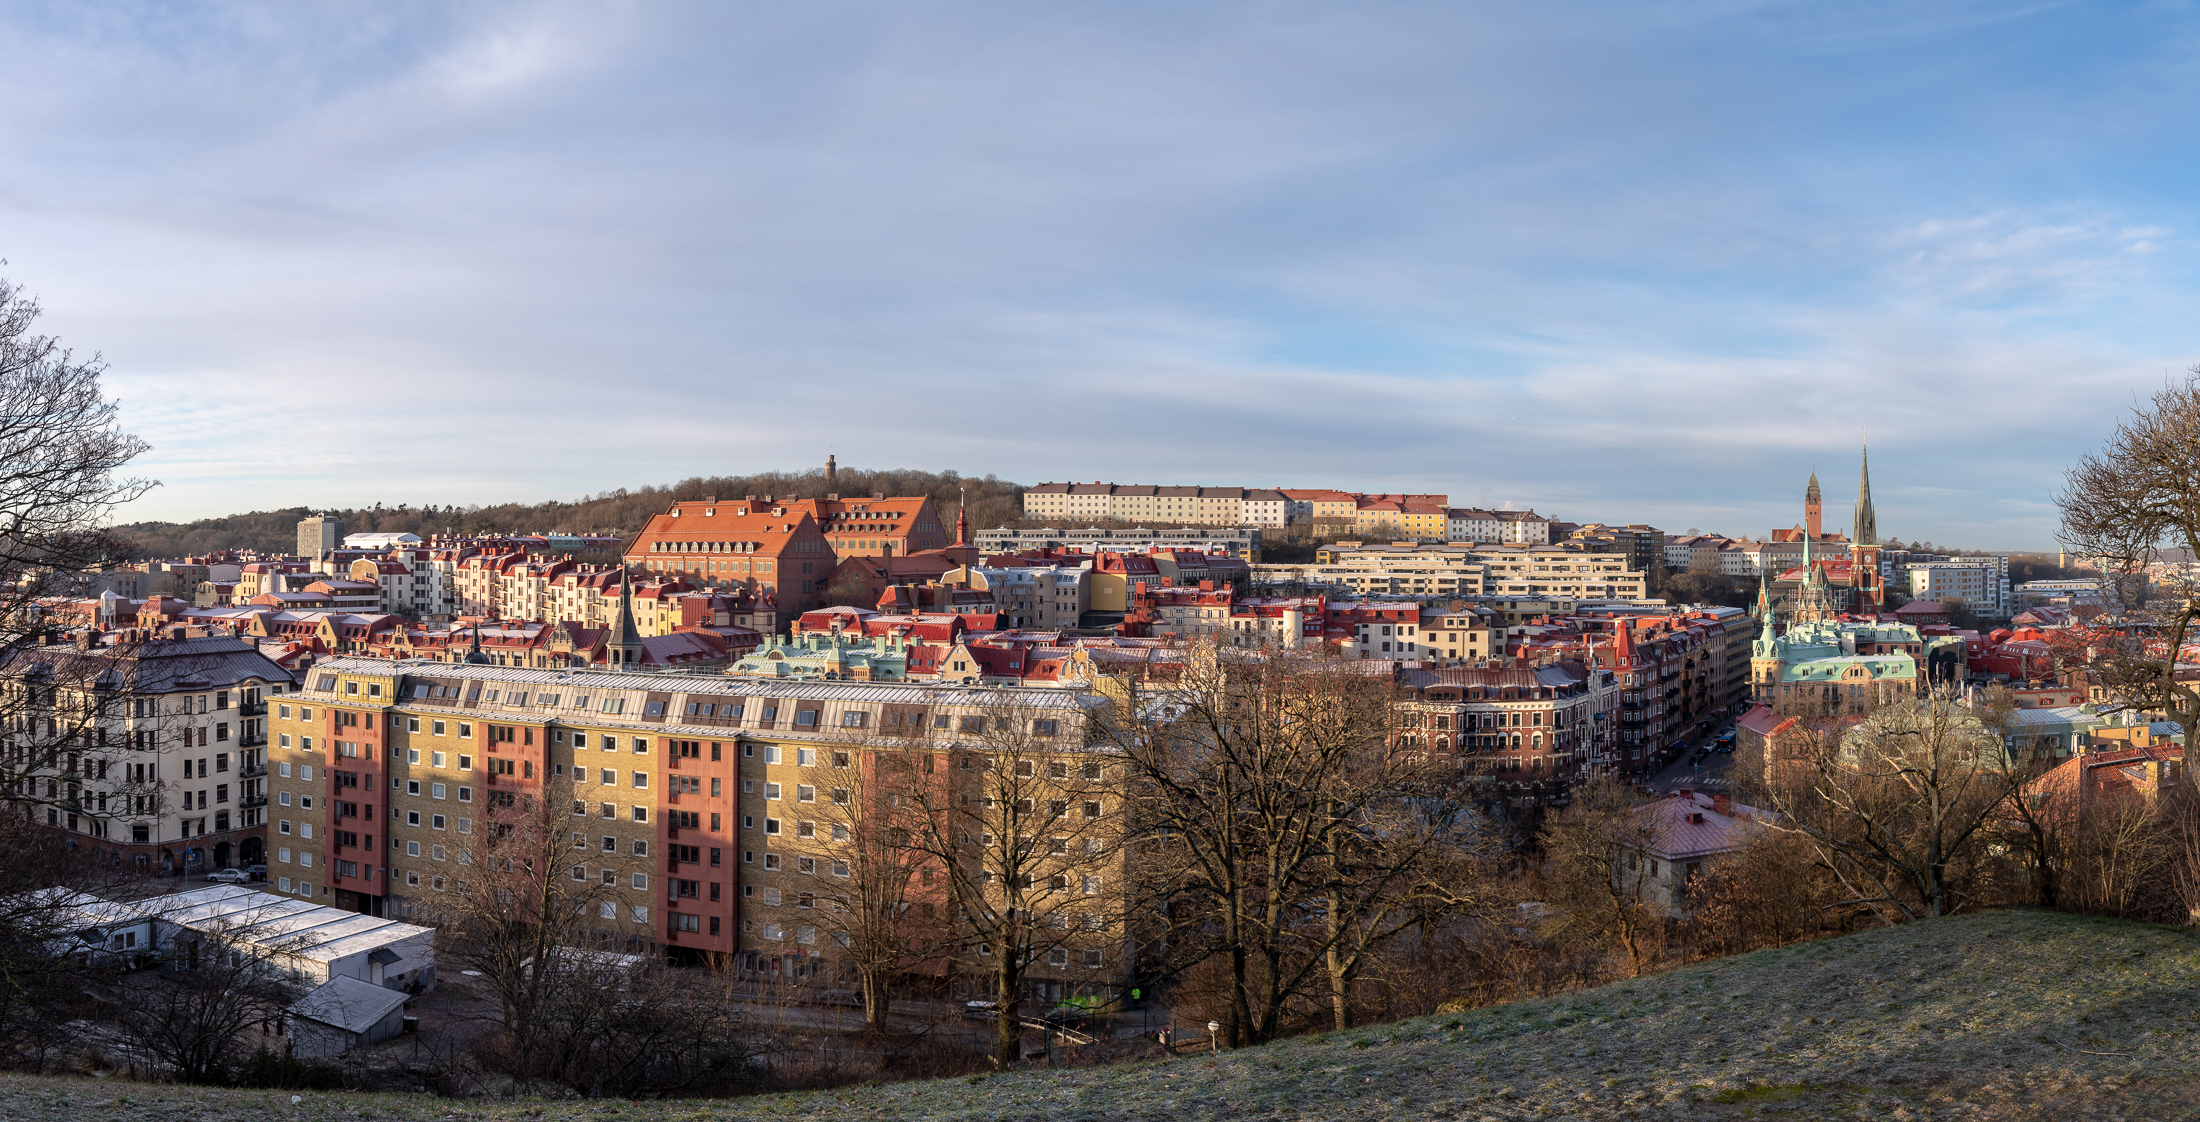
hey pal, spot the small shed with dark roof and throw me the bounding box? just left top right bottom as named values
left=285, top=974, right=411, bottom=1057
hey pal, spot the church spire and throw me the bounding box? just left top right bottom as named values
left=610, top=568, right=646, bottom=670
left=1853, top=444, right=1878, bottom=546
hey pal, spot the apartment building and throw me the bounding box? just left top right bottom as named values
left=1394, top=660, right=1614, bottom=803
left=266, top=661, right=1126, bottom=1003
left=1282, top=542, right=1645, bottom=601
left=974, top=526, right=1262, bottom=562
left=625, top=498, right=836, bottom=614
left=2, top=632, right=293, bottom=874
left=1021, top=484, right=1288, bottom=527
left=1280, top=490, right=1359, bottom=527
left=297, top=515, right=344, bottom=561
left=1447, top=509, right=1552, bottom=545
left=1351, top=496, right=1450, bottom=541
left=1905, top=556, right=2012, bottom=616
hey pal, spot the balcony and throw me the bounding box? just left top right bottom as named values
left=239, top=701, right=267, bottom=717
left=239, top=764, right=267, bottom=779
left=239, top=733, right=266, bottom=748
left=240, top=795, right=267, bottom=809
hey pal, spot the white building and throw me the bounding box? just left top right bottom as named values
left=1449, top=509, right=1553, bottom=545
left=1905, top=556, right=2012, bottom=616
left=343, top=532, right=423, bottom=549
left=134, top=884, right=436, bottom=991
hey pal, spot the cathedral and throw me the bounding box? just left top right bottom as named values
left=1763, top=446, right=1882, bottom=626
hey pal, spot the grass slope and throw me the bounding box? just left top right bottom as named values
left=8, top=910, right=2200, bottom=1120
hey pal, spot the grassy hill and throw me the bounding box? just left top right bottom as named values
left=7, top=909, right=2198, bottom=1120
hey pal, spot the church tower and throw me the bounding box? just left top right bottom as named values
left=1851, top=445, right=1883, bottom=614
left=1805, top=472, right=1823, bottom=541
left=1751, top=570, right=1784, bottom=701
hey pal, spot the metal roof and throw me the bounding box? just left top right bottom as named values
left=302, top=656, right=1107, bottom=713
left=131, top=886, right=431, bottom=963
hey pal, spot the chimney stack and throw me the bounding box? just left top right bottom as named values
left=1712, top=792, right=1732, bottom=816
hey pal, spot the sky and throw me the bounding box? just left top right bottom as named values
left=3, top=2, right=2198, bottom=549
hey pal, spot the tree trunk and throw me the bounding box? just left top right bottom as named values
left=993, top=952, right=1020, bottom=1068
left=860, top=966, right=892, bottom=1034
left=1326, top=883, right=1350, bottom=1031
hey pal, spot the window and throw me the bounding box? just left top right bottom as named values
left=633, top=737, right=648, bottom=753
left=431, top=783, right=446, bottom=799
left=832, top=751, right=850, bottom=768
left=797, top=857, right=815, bottom=874
left=278, top=820, right=292, bottom=835
left=1083, top=949, right=1104, bottom=968
left=796, top=785, right=815, bottom=802
left=407, top=780, right=421, bottom=796
left=795, top=710, right=819, bottom=727
left=458, top=787, right=472, bottom=802
left=432, top=720, right=446, bottom=736
left=841, top=712, right=866, bottom=728
left=764, top=818, right=780, bottom=835
left=406, top=841, right=420, bottom=856
left=1033, top=719, right=1059, bottom=737
left=1082, top=875, right=1102, bottom=895
left=796, top=747, right=815, bottom=767
left=1082, top=800, right=1101, bottom=819
left=764, top=783, right=781, bottom=800
left=632, top=872, right=649, bottom=889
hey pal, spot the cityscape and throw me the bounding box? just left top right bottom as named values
left=3, top=4, right=2200, bottom=1120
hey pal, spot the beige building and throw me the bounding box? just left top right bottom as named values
left=266, top=660, right=1128, bottom=1006
left=1022, top=484, right=1288, bottom=526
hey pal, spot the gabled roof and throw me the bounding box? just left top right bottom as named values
left=289, top=975, right=410, bottom=1035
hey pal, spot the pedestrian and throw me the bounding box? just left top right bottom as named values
left=1158, top=1027, right=1172, bottom=1050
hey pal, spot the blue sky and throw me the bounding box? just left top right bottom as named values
left=3, top=1, right=2197, bottom=548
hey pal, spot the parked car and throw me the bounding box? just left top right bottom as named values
left=205, top=868, right=248, bottom=884
left=246, top=865, right=268, bottom=882
left=963, top=1000, right=1000, bottom=1020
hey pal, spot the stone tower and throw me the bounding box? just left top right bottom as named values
left=1805, top=472, right=1822, bottom=541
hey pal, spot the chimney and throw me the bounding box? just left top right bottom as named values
left=1689, top=812, right=1706, bottom=824
left=1712, top=792, right=1732, bottom=816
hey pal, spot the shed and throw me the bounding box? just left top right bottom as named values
left=286, top=975, right=411, bottom=1058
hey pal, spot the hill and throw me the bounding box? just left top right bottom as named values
left=6, top=909, right=2197, bottom=1120
left=112, top=467, right=1028, bottom=559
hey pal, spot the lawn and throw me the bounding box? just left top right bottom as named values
left=8, top=909, right=2200, bottom=1120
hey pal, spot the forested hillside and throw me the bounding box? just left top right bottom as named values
left=113, top=467, right=1027, bottom=559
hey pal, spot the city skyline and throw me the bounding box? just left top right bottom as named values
left=5, top=3, right=2197, bottom=547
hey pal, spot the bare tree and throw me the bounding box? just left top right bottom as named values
left=2057, top=370, right=2200, bottom=779
left=1761, top=689, right=2027, bottom=920
left=808, top=728, right=955, bottom=1034
left=1536, top=774, right=1664, bottom=977
left=415, top=775, right=647, bottom=1093
left=1108, top=649, right=1458, bottom=1046
left=902, top=693, right=1123, bottom=1067
left=0, top=271, right=152, bottom=642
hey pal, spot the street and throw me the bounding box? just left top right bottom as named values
left=1640, top=716, right=1737, bottom=798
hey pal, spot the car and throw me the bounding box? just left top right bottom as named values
left=962, top=1000, right=1001, bottom=1019
left=245, top=865, right=269, bottom=881
left=205, top=868, right=249, bottom=884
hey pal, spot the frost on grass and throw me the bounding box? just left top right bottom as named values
left=0, top=912, right=2195, bottom=1120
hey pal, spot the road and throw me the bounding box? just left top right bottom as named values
left=1641, top=717, right=1736, bottom=797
